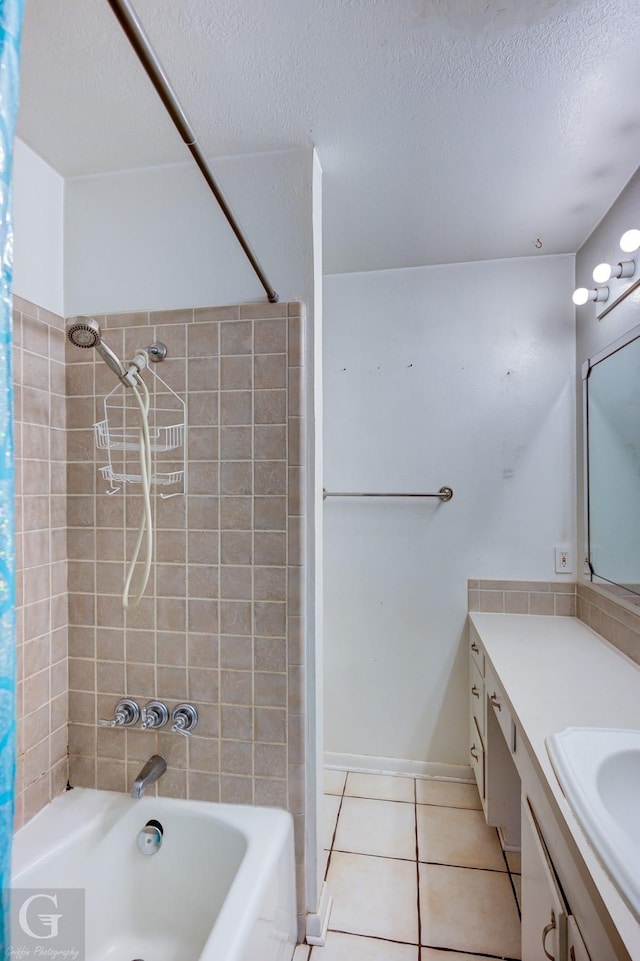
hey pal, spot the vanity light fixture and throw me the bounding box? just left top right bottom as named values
left=572, top=286, right=609, bottom=306
left=619, top=229, right=640, bottom=253
left=592, top=260, right=635, bottom=283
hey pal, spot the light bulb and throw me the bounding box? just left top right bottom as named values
left=572, top=287, right=609, bottom=306
left=572, top=288, right=590, bottom=306
left=592, top=263, right=612, bottom=283
left=620, top=229, right=640, bottom=253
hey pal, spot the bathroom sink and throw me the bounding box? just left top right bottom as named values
left=546, top=727, right=640, bottom=918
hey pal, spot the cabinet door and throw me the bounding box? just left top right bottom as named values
left=469, top=714, right=485, bottom=799
left=566, top=916, right=591, bottom=961
left=521, top=796, right=567, bottom=961
left=470, top=656, right=485, bottom=740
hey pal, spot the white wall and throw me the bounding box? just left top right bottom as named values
left=324, top=254, right=575, bottom=767
left=65, top=148, right=314, bottom=316
left=13, top=138, right=64, bottom=316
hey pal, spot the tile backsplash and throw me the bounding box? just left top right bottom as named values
left=467, top=580, right=576, bottom=617
left=468, top=578, right=640, bottom=667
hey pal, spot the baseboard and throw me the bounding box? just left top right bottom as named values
left=324, top=751, right=474, bottom=782
left=305, top=881, right=333, bottom=946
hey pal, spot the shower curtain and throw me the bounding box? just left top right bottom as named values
left=0, top=0, right=24, bottom=951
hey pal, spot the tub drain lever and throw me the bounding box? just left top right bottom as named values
left=137, top=819, right=163, bottom=856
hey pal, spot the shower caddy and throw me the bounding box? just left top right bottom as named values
left=94, top=364, right=186, bottom=498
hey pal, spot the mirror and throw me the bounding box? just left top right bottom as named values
left=583, top=324, right=640, bottom=601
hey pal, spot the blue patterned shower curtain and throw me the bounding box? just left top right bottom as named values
left=0, top=0, right=24, bottom=952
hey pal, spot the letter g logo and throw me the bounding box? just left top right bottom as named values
left=18, top=893, right=63, bottom=939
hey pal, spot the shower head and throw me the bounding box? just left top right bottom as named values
left=67, top=316, right=102, bottom=349
left=66, top=317, right=127, bottom=380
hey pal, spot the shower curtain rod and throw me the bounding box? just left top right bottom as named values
left=105, top=0, right=279, bottom=304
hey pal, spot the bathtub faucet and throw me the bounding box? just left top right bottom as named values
left=131, top=755, right=167, bottom=799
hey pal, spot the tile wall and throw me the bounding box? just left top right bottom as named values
left=13, top=295, right=68, bottom=829
left=64, top=301, right=307, bottom=913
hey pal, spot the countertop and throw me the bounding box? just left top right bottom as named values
left=469, top=612, right=640, bottom=958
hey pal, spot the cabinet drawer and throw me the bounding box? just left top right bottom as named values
left=469, top=714, right=485, bottom=799
left=469, top=625, right=484, bottom=675
left=485, top=661, right=516, bottom=753
left=470, top=656, right=485, bottom=740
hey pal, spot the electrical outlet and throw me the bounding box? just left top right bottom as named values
left=555, top=547, right=572, bottom=573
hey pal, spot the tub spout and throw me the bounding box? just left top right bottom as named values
left=131, top=755, right=167, bottom=798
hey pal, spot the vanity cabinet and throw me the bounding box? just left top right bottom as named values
left=469, top=614, right=626, bottom=961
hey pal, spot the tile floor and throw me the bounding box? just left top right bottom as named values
left=294, top=770, right=521, bottom=961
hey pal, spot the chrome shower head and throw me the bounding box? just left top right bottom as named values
left=67, top=317, right=102, bottom=349
left=66, top=316, right=127, bottom=380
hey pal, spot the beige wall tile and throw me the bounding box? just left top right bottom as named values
left=188, top=323, right=219, bottom=357
left=220, top=355, right=252, bottom=390
left=239, top=303, right=287, bottom=321
left=220, top=774, right=252, bottom=803
left=255, top=425, right=287, bottom=461
left=254, top=319, right=287, bottom=354
left=221, top=531, right=252, bottom=565
left=220, top=635, right=252, bottom=670
left=220, top=320, right=252, bottom=354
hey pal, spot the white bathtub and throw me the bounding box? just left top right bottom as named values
left=11, top=787, right=297, bottom=961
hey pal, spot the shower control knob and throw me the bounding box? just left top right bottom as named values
left=171, top=703, right=198, bottom=737
left=141, top=700, right=169, bottom=730
left=98, top=698, right=140, bottom=728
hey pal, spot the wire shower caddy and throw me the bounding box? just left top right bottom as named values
left=94, top=366, right=186, bottom=498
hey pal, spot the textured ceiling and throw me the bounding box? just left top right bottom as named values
left=17, top=0, right=640, bottom=274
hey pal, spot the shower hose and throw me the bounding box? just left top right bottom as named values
left=122, top=371, right=153, bottom=609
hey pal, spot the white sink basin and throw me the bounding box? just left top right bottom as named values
left=546, top=727, right=640, bottom=918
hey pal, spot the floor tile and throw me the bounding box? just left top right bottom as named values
left=324, top=794, right=341, bottom=849
left=327, top=851, right=419, bottom=943
left=417, top=805, right=505, bottom=871
left=325, top=769, right=347, bottom=795
left=320, top=847, right=330, bottom=880
left=310, top=931, right=418, bottom=960
left=506, top=850, right=521, bottom=874
left=415, top=779, right=481, bottom=810
left=345, top=771, right=415, bottom=802
left=419, top=862, right=521, bottom=959
left=293, top=946, right=311, bottom=961
left=335, top=797, right=416, bottom=859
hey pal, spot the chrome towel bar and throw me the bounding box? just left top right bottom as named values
left=323, top=486, right=453, bottom=502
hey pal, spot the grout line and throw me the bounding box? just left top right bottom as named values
left=323, top=772, right=348, bottom=880
left=327, top=928, right=420, bottom=947
left=332, top=846, right=511, bottom=873
left=420, top=945, right=517, bottom=960
left=498, top=829, right=522, bottom=921
left=414, top=776, right=422, bottom=960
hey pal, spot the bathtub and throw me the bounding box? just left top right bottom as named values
left=11, top=787, right=297, bottom=961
